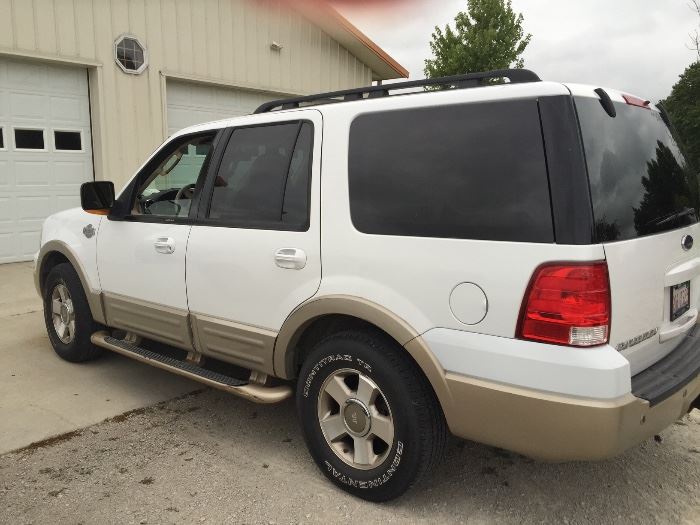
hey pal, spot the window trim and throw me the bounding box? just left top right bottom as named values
left=52, top=128, right=85, bottom=153
left=113, top=33, right=148, bottom=75
left=109, top=129, right=222, bottom=224
left=12, top=127, right=47, bottom=152
left=196, top=119, right=315, bottom=233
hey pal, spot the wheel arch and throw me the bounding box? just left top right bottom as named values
left=274, top=295, right=454, bottom=413
left=35, top=241, right=106, bottom=325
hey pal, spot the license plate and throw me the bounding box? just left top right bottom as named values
left=671, top=281, right=690, bottom=321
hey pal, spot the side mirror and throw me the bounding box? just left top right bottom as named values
left=80, top=181, right=115, bottom=215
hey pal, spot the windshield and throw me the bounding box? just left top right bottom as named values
left=575, top=96, right=699, bottom=242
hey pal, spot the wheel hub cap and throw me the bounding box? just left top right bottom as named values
left=343, top=399, right=371, bottom=436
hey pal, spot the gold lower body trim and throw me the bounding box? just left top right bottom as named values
left=191, top=313, right=276, bottom=374
left=442, top=372, right=700, bottom=461
left=102, top=293, right=193, bottom=350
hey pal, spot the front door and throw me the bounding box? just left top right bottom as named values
left=97, top=131, right=216, bottom=349
left=186, top=111, right=322, bottom=372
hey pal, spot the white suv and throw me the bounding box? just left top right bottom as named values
left=35, top=70, right=700, bottom=501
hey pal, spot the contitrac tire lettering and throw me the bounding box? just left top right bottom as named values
left=324, top=441, right=403, bottom=488
left=303, top=354, right=352, bottom=398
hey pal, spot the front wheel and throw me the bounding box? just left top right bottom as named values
left=296, top=329, right=447, bottom=502
left=43, top=262, right=103, bottom=362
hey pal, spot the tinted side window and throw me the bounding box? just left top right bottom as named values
left=281, top=123, right=313, bottom=227
left=348, top=100, right=553, bottom=242
left=208, top=122, right=312, bottom=230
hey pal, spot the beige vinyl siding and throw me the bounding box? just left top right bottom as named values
left=0, top=0, right=374, bottom=187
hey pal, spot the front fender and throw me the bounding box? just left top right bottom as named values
left=35, top=209, right=105, bottom=324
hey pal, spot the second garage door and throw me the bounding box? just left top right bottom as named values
left=166, top=80, right=282, bottom=136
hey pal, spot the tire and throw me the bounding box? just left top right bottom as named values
left=43, top=262, right=103, bottom=363
left=296, top=329, right=447, bottom=502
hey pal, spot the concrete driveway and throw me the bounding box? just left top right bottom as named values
left=0, top=262, right=199, bottom=454
left=1, top=262, right=699, bottom=523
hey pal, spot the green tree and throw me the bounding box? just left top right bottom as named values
left=690, top=0, right=699, bottom=59
left=661, top=61, right=700, bottom=171
left=424, top=0, right=531, bottom=79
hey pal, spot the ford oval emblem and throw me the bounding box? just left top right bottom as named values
left=682, top=234, right=693, bottom=251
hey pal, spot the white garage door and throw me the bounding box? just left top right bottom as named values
left=0, top=57, right=93, bottom=263
left=166, top=80, right=280, bottom=136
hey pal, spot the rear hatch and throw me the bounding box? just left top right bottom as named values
left=573, top=87, right=700, bottom=375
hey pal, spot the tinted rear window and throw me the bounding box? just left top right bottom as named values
left=576, top=97, right=699, bottom=242
left=348, top=100, right=553, bottom=243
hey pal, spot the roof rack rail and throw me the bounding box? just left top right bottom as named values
left=254, top=68, right=540, bottom=114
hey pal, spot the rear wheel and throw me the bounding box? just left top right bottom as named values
left=43, top=263, right=103, bottom=362
left=296, top=329, right=447, bottom=502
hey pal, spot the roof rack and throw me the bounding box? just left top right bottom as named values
left=254, top=69, right=541, bottom=114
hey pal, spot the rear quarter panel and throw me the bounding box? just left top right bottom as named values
left=317, top=84, right=606, bottom=339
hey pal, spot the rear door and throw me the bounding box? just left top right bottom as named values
left=185, top=111, right=322, bottom=372
left=574, top=89, right=700, bottom=374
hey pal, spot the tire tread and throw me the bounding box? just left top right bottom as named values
left=299, top=327, right=447, bottom=501
left=44, top=262, right=103, bottom=363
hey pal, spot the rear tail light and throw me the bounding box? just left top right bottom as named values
left=517, top=262, right=611, bottom=347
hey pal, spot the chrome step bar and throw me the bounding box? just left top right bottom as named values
left=91, top=331, right=292, bottom=404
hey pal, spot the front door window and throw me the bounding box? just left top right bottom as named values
left=135, top=135, right=213, bottom=217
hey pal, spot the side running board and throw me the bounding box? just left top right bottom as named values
left=90, top=331, right=292, bottom=404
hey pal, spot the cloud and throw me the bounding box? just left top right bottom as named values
left=331, top=0, right=698, bottom=101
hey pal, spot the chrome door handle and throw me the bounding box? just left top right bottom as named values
left=154, top=237, right=175, bottom=254
left=274, top=248, right=307, bottom=269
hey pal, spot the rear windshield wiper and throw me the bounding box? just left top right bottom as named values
left=645, top=207, right=698, bottom=229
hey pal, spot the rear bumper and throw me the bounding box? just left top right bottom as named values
left=631, top=326, right=700, bottom=406
left=444, top=370, right=699, bottom=461
left=422, top=328, right=700, bottom=461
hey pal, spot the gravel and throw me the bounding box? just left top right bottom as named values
left=1, top=389, right=699, bottom=524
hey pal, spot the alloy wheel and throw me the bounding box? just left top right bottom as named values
left=317, top=368, right=395, bottom=470
left=51, top=283, right=75, bottom=344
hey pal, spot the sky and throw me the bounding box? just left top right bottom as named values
left=330, top=0, right=699, bottom=102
